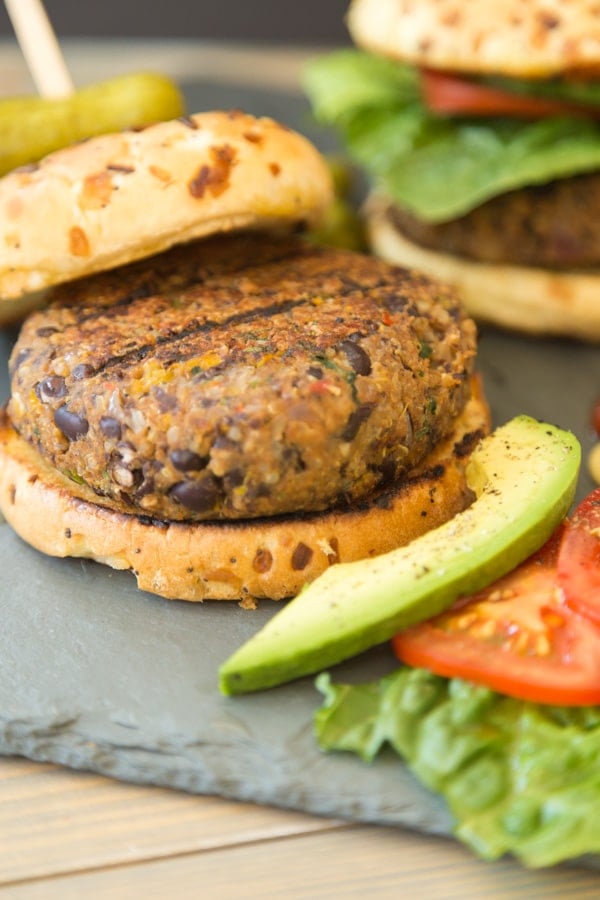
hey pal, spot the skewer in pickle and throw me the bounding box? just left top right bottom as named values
left=0, top=71, right=185, bottom=175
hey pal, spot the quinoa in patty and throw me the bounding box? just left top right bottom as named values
left=8, top=232, right=476, bottom=522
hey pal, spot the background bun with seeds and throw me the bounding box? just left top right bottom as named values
left=348, top=0, right=600, bottom=77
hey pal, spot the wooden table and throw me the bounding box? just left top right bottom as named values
left=0, top=39, right=598, bottom=897
left=1, top=757, right=599, bottom=898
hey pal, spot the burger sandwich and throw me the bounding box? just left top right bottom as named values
left=0, top=109, right=489, bottom=603
left=304, top=0, right=600, bottom=340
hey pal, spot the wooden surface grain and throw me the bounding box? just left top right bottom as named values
left=1, top=758, right=599, bottom=898
left=0, top=40, right=598, bottom=898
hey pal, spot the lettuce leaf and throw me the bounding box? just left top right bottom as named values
left=302, top=50, right=600, bottom=222
left=483, top=74, right=600, bottom=106
left=314, top=668, right=600, bottom=867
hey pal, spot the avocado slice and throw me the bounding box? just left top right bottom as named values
left=219, top=416, right=581, bottom=695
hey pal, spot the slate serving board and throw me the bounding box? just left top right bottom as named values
left=1, top=81, right=599, bottom=863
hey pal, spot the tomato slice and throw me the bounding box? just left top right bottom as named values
left=392, top=529, right=600, bottom=705
left=421, top=68, right=600, bottom=119
left=557, top=487, right=600, bottom=626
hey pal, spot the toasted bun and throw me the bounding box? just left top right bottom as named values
left=366, top=195, right=600, bottom=341
left=0, top=111, right=333, bottom=309
left=0, top=382, right=489, bottom=602
left=348, top=0, right=600, bottom=77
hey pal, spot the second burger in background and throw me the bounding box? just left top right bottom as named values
left=304, top=0, right=600, bottom=340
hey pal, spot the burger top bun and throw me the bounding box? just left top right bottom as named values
left=347, top=0, right=600, bottom=78
left=0, top=110, right=334, bottom=306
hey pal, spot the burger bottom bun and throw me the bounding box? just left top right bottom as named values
left=0, top=382, right=489, bottom=603
left=366, top=195, right=600, bottom=342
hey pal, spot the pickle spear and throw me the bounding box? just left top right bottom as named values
left=0, top=71, right=185, bottom=175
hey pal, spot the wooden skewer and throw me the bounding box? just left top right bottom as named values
left=4, top=0, right=74, bottom=97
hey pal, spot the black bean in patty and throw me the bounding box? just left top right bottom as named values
left=8, top=232, right=476, bottom=521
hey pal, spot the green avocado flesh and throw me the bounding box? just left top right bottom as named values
left=219, top=416, right=580, bottom=695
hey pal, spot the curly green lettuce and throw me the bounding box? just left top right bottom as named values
left=315, top=668, right=600, bottom=867
left=303, top=50, right=600, bottom=223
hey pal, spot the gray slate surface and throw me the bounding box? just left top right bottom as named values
left=1, top=82, right=599, bottom=867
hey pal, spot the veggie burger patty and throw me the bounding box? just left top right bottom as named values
left=8, top=232, right=476, bottom=522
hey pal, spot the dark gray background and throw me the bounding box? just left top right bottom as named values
left=0, top=1, right=352, bottom=43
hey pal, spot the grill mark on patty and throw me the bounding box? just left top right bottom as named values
left=10, top=232, right=476, bottom=523
left=83, top=296, right=327, bottom=377
left=54, top=274, right=397, bottom=380
left=54, top=241, right=303, bottom=328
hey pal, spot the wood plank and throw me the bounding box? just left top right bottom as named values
left=0, top=757, right=341, bottom=884
left=4, top=824, right=599, bottom=899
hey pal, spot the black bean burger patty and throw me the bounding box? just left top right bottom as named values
left=8, top=232, right=476, bottom=522
left=390, top=172, right=600, bottom=269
